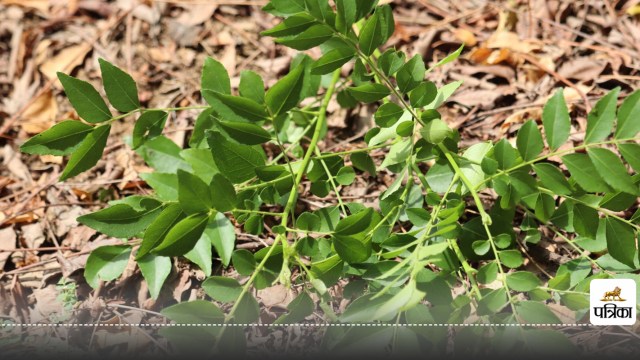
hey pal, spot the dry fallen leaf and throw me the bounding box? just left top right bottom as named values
left=558, top=57, right=608, bottom=82
left=1, top=0, right=50, bottom=14
left=21, top=90, right=58, bottom=134
left=0, top=226, right=17, bottom=269
left=486, top=31, right=542, bottom=54
left=39, top=43, right=92, bottom=82
left=453, top=28, right=477, bottom=47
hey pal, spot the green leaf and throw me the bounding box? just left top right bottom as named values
left=137, top=254, right=171, bottom=300
left=426, top=161, right=454, bottom=193
left=274, top=24, right=333, bottom=50
left=78, top=200, right=162, bottom=239
left=202, top=91, right=268, bottom=122
left=233, top=293, right=260, bottom=324
left=204, top=213, right=236, bottom=267
left=335, top=208, right=375, bottom=235
left=239, top=70, right=265, bottom=103
left=265, top=65, right=305, bottom=116
left=311, top=46, right=355, bottom=75
left=340, top=293, right=394, bottom=322
left=358, top=11, right=383, bottom=56
left=180, top=148, right=218, bottom=183
left=162, top=300, right=224, bottom=324
left=152, top=212, right=210, bottom=256
left=136, top=136, right=189, bottom=173
left=275, top=292, right=314, bottom=324
left=202, top=276, right=242, bottom=303
left=244, top=214, right=264, bottom=235
left=572, top=204, right=598, bottom=239
left=605, top=217, right=636, bottom=267
left=506, top=272, right=540, bottom=292
left=562, top=153, right=610, bottom=193
left=296, top=212, right=321, bottom=232
left=618, top=143, right=640, bottom=172
left=584, top=87, right=619, bottom=143
left=132, top=110, right=168, bottom=149
left=219, top=121, right=271, bottom=145
left=336, top=166, right=356, bottom=185
left=431, top=44, right=464, bottom=69
left=409, top=81, right=437, bottom=108
left=98, top=58, right=140, bottom=112
left=472, top=240, right=491, bottom=256
left=201, top=57, right=230, bottom=97
left=493, top=139, right=519, bottom=170
left=84, top=245, right=131, bottom=288
left=309, top=254, right=343, bottom=287
left=533, top=163, right=572, bottom=195
left=137, top=203, right=186, bottom=259
left=178, top=169, right=213, bottom=214
left=477, top=288, right=507, bottom=316
left=587, top=148, right=638, bottom=194
left=615, top=89, right=640, bottom=139
left=347, top=83, right=390, bottom=103
left=350, top=152, right=376, bottom=175
left=374, top=102, right=404, bottom=127
left=184, top=235, right=213, bottom=276
left=20, top=120, right=93, bottom=156
left=59, top=124, right=111, bottom=180
left=209, top=173, right=237, bottom=212
left=261, top=13, right=317, bottom=37
left=396, top=55, right=426, bottom=94
left=207, top=130, right=264, bottom=184
left=189, top=108, right=217, bottom=148
left=140, top=173, right=178, bottom=201
left=377, top=4, right=395, bottom=43
left=57, top=72, right=112, bottom=123
left=232, top=249, right=256, bottom=276
left=378, top=48, right=405, bottom=76
left=335, top=0, right=356, bottom=34
left=333, top=234, right=371, bottom=264
left=498, top=250, right=524, bottom=268
left=372, top=282, right=424, bottom=321
left=542, top=89, right=570, bottom=151
left=477, top=262, right=498, bottom=284
left=516, top=120, right=543, bottom=161
left=514, top=301, right=562, bottom=324
left=420, top=119, right=450, bottom=144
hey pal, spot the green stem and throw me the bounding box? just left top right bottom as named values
left=223, top=69, right=342, bottom=324
left=313, top=147, right=348, bottom=216
left=475, top=137, right=640, bottom=191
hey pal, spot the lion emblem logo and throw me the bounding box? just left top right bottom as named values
left=601, top=286, right=625, bottom=302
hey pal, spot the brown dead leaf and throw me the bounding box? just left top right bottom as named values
left=486, top=31, right=542, bottom=54
left=450, top=88, right=507, bottom=108
left=21, top=222, right=46, bottom=249
left=2, top=144, right=32, bottom=183
left=558, top=57, right=608, bottom=82
left=0, top=226, right=17, bottom=269
left=175, top=3, right=217, bottom=27
left=501, top=107, right=542, bottom=134
left=21, top=90, right=58, bottom=134
left=1, top=0, right=50, bottom=14
left=32, top=285, right=64, bottom=320
left=39, top=43, right=91, bottom=82
left=453, top=28, right=477, bottom=47
left=257, top=284, right=294, bottom=309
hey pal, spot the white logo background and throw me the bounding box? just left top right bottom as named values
left=590, top=278, right=637, bottom=325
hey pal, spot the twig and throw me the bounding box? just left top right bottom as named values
left=0, top=246, right=74, bottom=253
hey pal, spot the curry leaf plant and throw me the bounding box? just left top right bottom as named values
left=20, top=0, right=640, bottom=355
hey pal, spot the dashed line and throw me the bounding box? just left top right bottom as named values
left=0, top=323, right=597, bottom=328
